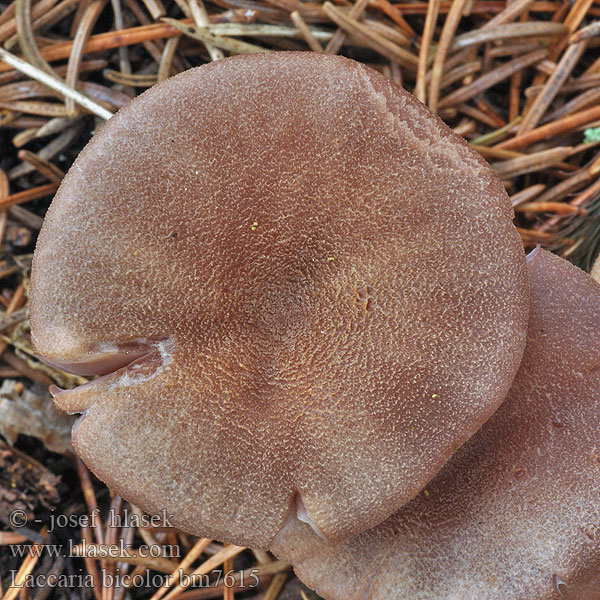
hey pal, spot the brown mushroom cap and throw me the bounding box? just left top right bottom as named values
left=270, top=248, right=600, bottom=599
left=30, top=52, right=528, bottom=548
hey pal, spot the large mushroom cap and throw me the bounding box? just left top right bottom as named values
left=271, top=248, right=600, bottom=599
left=30, top=52, right=528, bottom=548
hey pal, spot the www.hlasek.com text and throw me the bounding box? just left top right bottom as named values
left=11, top=538, right=181, bottom=560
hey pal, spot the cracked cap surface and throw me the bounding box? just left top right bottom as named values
left=30, top=52, right=529, bottom=548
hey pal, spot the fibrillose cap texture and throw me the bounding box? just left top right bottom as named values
left=271, top=249, right=600, bottom=600
left=30, top=52, right=529, bottom=548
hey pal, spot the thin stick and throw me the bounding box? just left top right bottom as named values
left=17, top=150, right=64, bottom=182
left=505, top=0, right=527, bottom=122
left=14, top=0, right=57, bottom=76
left=262, top=573, right=287, bottom=600
left=199, top=23, right=332, bottom=39
left=515, top=201, right=583, bottom=214
left=223, top=553, right=234, bottom=600
left=438, top=48, right=547, bottom=109
left=76, top=458, right=105, bottom=546
left=3, top=545, right=42, bottom=600
left=569, top=20, right=600, bottom=43
left=157, top=35, right=181, bottom=82
left=123, top=0, right=169, bottom=64
left=527, top=73, right=600, bottom=97
left=113, top=520, right=136, bottom=600
left=589, top=153, right=600, bottom=176
left=290, top=10, right=323, bottom=52
left=555, top=0, right=595, bottom=54
left=475, top=96, right=506, bottom=127
left=11, top=128, right=37, bottom=148
left=79, top=524, right=103, bottom=600
left=141, top=0, right=165, bottom=19
left=111, top=0, right=134, bottom=97
left=0, top=47, right=113, bottom=119
left=472, top=145, right=525, bottom=160
left=543, top=87, right=600, bottom=123
left=0, top=0, right=59, bottom=42
left=450, top=21, right=565, bottom=50
left=5, top=0, right=81, bottom=51
left=517, top=226, right=553, bottom=240
left=322, top=2, right=418, bottom=69
left=65, top=0, right=108, bottom=115
left=163, top=18, right=267, bottom=54
left=104, top=70, right=157, bottom=86
left=536, top=168, right=593, bottom=204
left=496, top=104, right=600, bottom=150
left=492, top=146, right=572, bottom=179
left=458, top=102, right=501, bottom=128
left=0, top=3, right=14, bottom=26
left=0, top=182, right=58, bottom=209
left=188, top=0, right=224, bottom=61
left=568, top=177, right=600, bottom=207
left=163, top=545, right=246, bottom=600
left=470, top=116, right=521, bottom=145
left=0, top=20, right=181, bottom=73
left=149, top=538, right=212, bottom=600
left=510, top=183, right=547, bottom=206
left=374, top=0, right=416, bottom=39
left=102, top=495, right=122, bottom=600
left=488, top=41, right=543, bottom=57
left=325, top=0, right=370, bottom=54
left=415, top=0, right=440, bottom=103
left=440, top=61, right=481, bottom=89
left=0, top=100, right=69, bottom=116
left=0, top=172, right=7, bottom=255
left=518, top=39, right=587, bottom=134
left=522, top=0, right=594, bottom=114
left=484, top=0, right=535, bottom=26
left=428, top=0, right=471, bottom=112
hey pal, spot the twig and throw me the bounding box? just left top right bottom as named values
left=325, top=0, right=370, bottom=54
left=163, top=545, right=247, bottom=600
left=450, top=21, right=565, bottom=50
left=496, top=105, right=600, bottom=150
left=414, top=0, right=439, bottom=103
left=438, top=48, right=547, bottom=109
left=3, top=544, right=43, bottom=600
left=0, top=47, right=113, bottom=119
left=290, top=10, right=323, bottom=52
left=510, top=183, right=547, bottom=206
left=163, top=18, right=267, bottom=53
left=65, top=0, right=108, bottom=115
left=0, top=183, right=58, bottom=209
left=428, top=0, right=471, bottom=111
left=322, top=2, right=418, bottom=69
left=14, top=0, right=57, bottom=76
left=149, top=537, right=212, bottom=600
left=518, top=39, right=587, bottom=134
left=188, top=0, right=224, bottom=61
left=492, top=146, right=572, bottom=178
